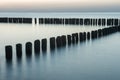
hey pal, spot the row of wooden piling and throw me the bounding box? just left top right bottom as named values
left=0, top=17, right=120, bottom=26
left=38, top=18, right=120, bottom=26
left=5, top=26, right=120, bottom=60
left=0, top=17, right=32, bottom=24
left=5, top=39, right=47, bottom=60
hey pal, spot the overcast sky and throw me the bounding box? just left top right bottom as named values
left=0, top=0, right=120, bottom=12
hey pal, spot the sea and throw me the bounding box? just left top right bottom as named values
left=0, top=12, right=120, bottom=80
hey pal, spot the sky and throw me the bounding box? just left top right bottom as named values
left=0, top=0, right=120, bottom=12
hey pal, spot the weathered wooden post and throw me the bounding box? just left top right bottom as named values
left=42, top=39, right=47, bottom=52
left=114, top=19, right=118, bottom=26
left=49, top=18, right=52, bottom=24
left=18, top=18, right=22, bottom=23
left=83, top=32, right=86, bottom=41
left=71, top=18, right=74, bottom=25
left=8, top=18, right=12, bottom=23
left=67, top=35, right=72, bottom=45
left=95, top=19, right=98, bottom=26
left=84, top=18, right=90, bottom=26
left=61, top=35, right=66, bottom=46
left=98, top=29, right=102, bottom=37
left=111, top=19, right=114, bottom=26
left=93, top=19, right=96, bottom=26
left=75, top=33, right=79, bottom=43
left=87, top=32, right=90, bottom=40
left=39, top=18, right=44, bottom=24
left=80, top=19, right=83, bottom=25
left=5, top=45, right=12, bottom=60
left=50, top=37, right=56, bottom=50
left=26, top=42, right=32, bottom=56
left=34, top=40, right=40, bottom=53
left=91, top=30, right=98, bottom=39
left=98, top=18, right=102, bottom=26
left=16, top=44, right=22, bottom=58
left=75, top=18, right=79, bottom=25
left=72, top=33, right=76, bottom=44
left=102, top=18, right=106, bottom=26
left=54, top=18, right=56, bottom=24
left=44, top=18, right=47, bottom=24
left=79, top=32, right=84, bottom=42
left=90, top=19, right=93, bottom=26
left=68, top=18, right=71, bottom=25
left=91, top=31, right=95, bottom=39
left=56, top=36, right=62, bottom=48
left=107, top=19, right=112, bottom=26
left=62, top=18, right=64, bottom=24
left=95, top=30, right=98, bottom=38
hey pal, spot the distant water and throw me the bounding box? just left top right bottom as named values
left=0, top=12, right=120, bottom=18
left=0, top=12, right=120, bottom=80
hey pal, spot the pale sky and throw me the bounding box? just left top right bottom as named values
left=0, top=0, right=120, bottom=12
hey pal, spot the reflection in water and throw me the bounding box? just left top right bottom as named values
left=34, top=52, right=40, bottom=59
left=41, top=51, right=48, bottom=60
left=5, top=60, right=13, bottom=80
left=50, top=46, right=57, bottom=58
left=16, top=58, right=23, bottom=80
left=26, top=54, right=32, bottom=65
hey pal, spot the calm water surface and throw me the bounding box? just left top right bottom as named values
left=0, top=12, right=120, bottom=80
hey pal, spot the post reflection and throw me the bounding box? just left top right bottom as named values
left=5, top=60, right=13, bottom=80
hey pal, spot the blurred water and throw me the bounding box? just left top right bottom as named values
left=0, top=12, right=120, bottom=18
left=0, top=12, right=120, bottom=80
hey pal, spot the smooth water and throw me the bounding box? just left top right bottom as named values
left=0, top=12, right=120, bottom=80
left=0, top=12, right=120, bottom=18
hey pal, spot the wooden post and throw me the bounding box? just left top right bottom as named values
left=80, top=19, right=83, bottom=25
left=87, top=32, right=90, bottom=40
left=98, top=18, right=102, bottom=26
left=90, top=19, right=93, bottom=26
left=114, top=19, right=118, bottom=26
left=83, top=32, right=86, bottom=41
left=16, top=44, right=22, bottom=58
left=98, top=29, right=102, bottom=37
left=102, top=18, right=106, bottom=26
left=107, top=19, right=112, bottom=26
left=93, top=19, right=96, bottom=26
left=5, top=45, right=12, bottom=60
left=72, top=33, right=76, bottom=44
left=26, top=42, right=32, bottom=56
left=91, top=31, right=95, bottom=39
left=42, top=39, right=47, bottom=52
left=61, top=35, right=66, bottom=46
left=34, top=40, right=40, bottom=53
left=50, top=37, right=56, bottom=50
left=79, top=32, right=84, bottom=42
left=75, top=33, right=79, bottom=43
left=56, top=36, right=62, bottom=48
left=67, top=35, right=72, bottom=45
left=84, top=18, right=90, bottom=26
